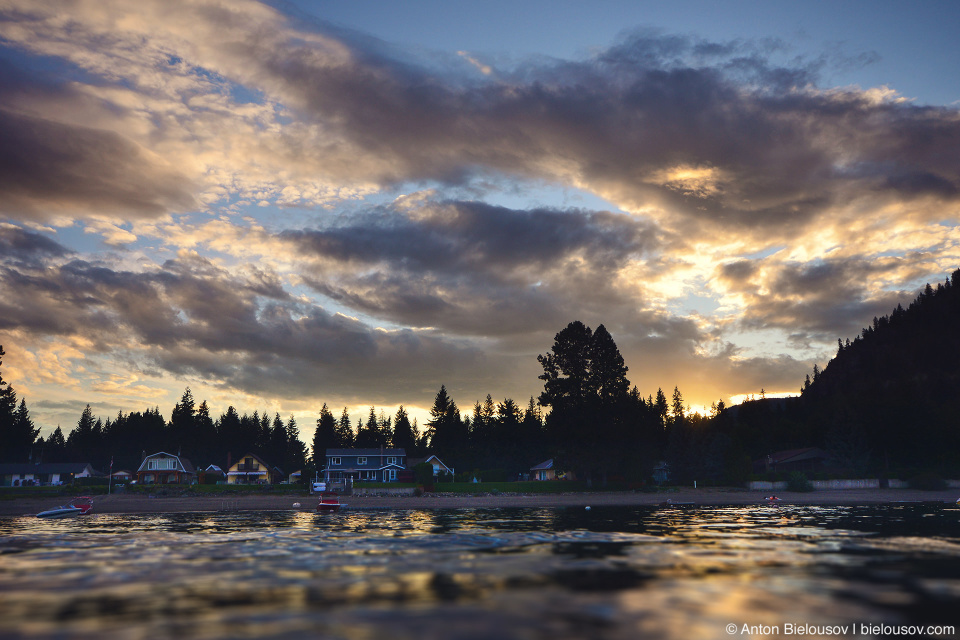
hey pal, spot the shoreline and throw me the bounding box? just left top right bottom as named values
left=2, top=487, right=958, bottom=516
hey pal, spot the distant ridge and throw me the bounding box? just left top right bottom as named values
left=798, top=268, right=960, bottom=472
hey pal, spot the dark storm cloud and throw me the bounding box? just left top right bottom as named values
left=284, top=200, right=661, bottom=334
left=0, top=245, right=485, bottom=399
left=0, top=225, right=72, bottom=268
left=252, top=23, right=960, bottom=232
left=0, top=109, right=197, bottom=221
left=716, top=257, right=922, bottom=340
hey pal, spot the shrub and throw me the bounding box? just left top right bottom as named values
left=909, top=472, right=947, bottom=491
left=787, top=471, right=814, bottom=492
left=413, top=462, right=434, bottom=485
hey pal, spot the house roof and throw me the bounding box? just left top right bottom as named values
left=324, top=449, right=407, bottom=471
left=408, top=454, right=449, bottom=468
left=229, top=452, right=283, bottom=475
left=765, top=447, right=827, bottom=464
left=326, top=448, right=406, bottom=457
left=530, top=459, right=554, bottom=471
left=136, top=451, right=196, bottom=474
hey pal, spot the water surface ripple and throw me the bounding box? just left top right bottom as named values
left=1, top=504, right=958, bottom=639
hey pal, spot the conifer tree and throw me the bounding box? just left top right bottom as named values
left=10, top=398, right=39, bottom=462
left=392, top=406, right=417, bottom=454
left=336, top=407, right=354, bottom=447
left=313, top=404, right=338, bottom=464
left=426, top=385, right=465, bottom=457
left=285, top=416, right=307, bottom=478
left=0, top=345, right=19, bottom=461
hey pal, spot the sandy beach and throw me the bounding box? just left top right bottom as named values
left=2, top=487, right=958, bottom=517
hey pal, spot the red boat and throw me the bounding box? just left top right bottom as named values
left=316, top=492, right=344, bottom=512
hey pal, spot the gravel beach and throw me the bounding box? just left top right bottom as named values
left=2, top=487, right=958, bottom=517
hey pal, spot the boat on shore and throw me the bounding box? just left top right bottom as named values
left=36, top=496, right=93, bottom=519
left=317, top=492, right=344, bottom=512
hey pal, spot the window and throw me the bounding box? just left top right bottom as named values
left=357, top=457, right=367, bottom=465
left=148, top=458, right=176, bottom=470
left=330, top=457, right=341, bottom=466
left=385, top=469, right=397, bottom=481
left=386, top=456, right=397, bottom=465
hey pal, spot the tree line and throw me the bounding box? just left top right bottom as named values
left=5, top=268, right=960, bottom=484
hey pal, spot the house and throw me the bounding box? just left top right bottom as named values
left=404, top=454, right=454, bottom=480
left=136, top=452, right=197, bottom=485
left=199, top=464, right=226, bottom=484
left=0, top=462, right=102, bottom=487
left=226, top=453, right=284, bottom=485
left=530, top=459, right=556, bottom=481
left=758, top=447, right=830, bottom=474
left=323, top=448, right=406, bottom=488
left=110, top=470, right=134, bottom=482
left=652, top=461, right=670, bottom=485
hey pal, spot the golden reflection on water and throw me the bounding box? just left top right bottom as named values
left=0, top=505, right=958, bottom=639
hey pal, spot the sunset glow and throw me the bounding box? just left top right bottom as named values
left=1, top=1, right=958, bottom=440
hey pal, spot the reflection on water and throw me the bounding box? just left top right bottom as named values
left=1, top=504, right=959, bottom=639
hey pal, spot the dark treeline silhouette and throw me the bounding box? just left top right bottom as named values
left=3, top=268, right=960, bottom=483
left=723, top=268, right=960, bottom=479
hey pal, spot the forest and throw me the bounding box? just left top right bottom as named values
left=2, top=268, right=960, bottom=485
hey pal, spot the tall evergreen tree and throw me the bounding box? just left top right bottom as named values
left=67, top=405, right=96, bottom=462
left=654, top=388, right=669, bottom=431
left=0, top=345, right=20, bottom=462
left=194, top=400, right=217, bottom=464
left=671, top=386, right=685, bottom=424
left=356, top=406, right=382, bottom=448
left=45, top=426, right=67, bottom=463
left=285, top=415, right=307, bottom=479
left=10, top=398, right=39, bottom=462
left=426, top=385, right=466, bottom=458
left=537, top=321, right=595, bottom=407
left=336, top=407, right=354, bottom=448
left=589, top=324, right=630, bottom=400
left=268, top=413, right=288, bottom=470
left=313, top=404, right=338, bottom=464
left=538, top=321, right=632, bottom=483
left=216, top=406, right=243, bottom=467
left=392, top=406, right=417, bottom=453
left=169, top=388, right=196, bottom=454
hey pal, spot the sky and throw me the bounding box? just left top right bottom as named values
left=1, top=0, right=959, bottom=442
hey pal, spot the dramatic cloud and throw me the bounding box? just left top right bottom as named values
left=0, top=0, right=957, bottom=430
left=283, top=199, right=663, bottom=335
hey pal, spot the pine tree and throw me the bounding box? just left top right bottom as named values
left=426, top=385, right=465, bottom=457
left=169, top=388, right=196, bottom=457
left=589, top=324, right=630, bottom=400
left=285, top=416, right=307, bottom=479
left=0, top=345, right=19, bottom=462
left=671, top=387, right=685, bottom=423
left=10, top=398, right=39, bottom=462
left=336, top=407, right=354, bottom=447
left=356, top=406, right=381, bottom=448
left=46, top=426, right=67, bottom=462
left=392, top=406, right=417, bottom=454
left=268, top=413, right=288, bottom=470
left=313, top=404, right=338, bottom=464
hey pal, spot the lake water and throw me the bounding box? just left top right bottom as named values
left=1, top=504, right=959, bottom=639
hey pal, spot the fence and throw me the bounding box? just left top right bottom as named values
left=747, top=478, right=957, bottom=491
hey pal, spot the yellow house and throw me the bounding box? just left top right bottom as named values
left=226, top=453, right=283, bottom=484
